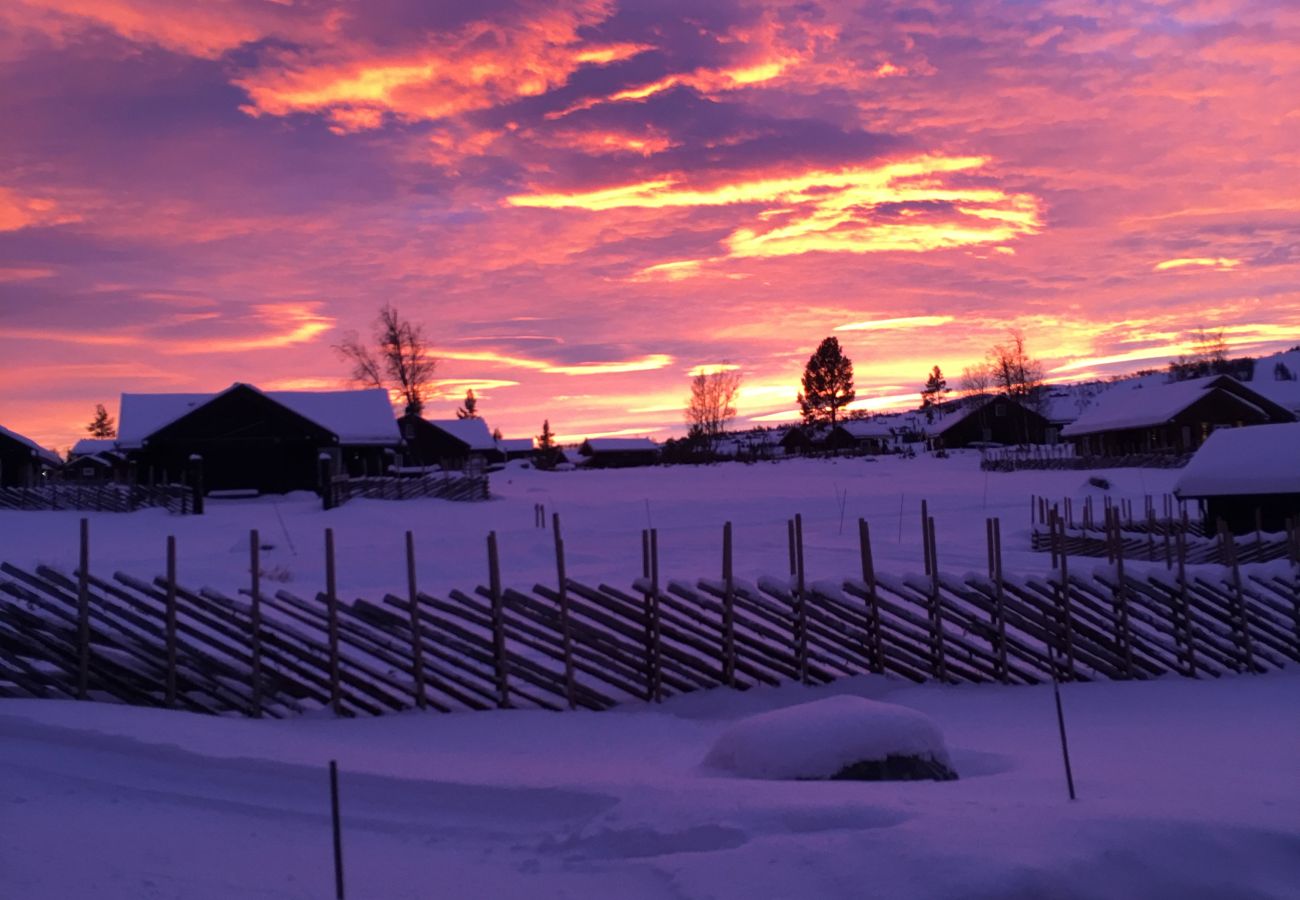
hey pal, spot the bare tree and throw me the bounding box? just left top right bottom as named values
left=1170, top=327, right=1230, bottom=380
left=986, top=329, right=1045, bottom=407
left=335, top=304, right=437, bottom=416
left=958, top=364, right=991, bottom=404
left=686, top=368, right=743, bottom=452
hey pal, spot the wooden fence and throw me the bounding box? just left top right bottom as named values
left=0, top=483, right=194, bottom=514
left=1, top=514, right=1296, bottom=717
left=326, top=473, right=490, bottom=509
left=983, top=450, right=1192, bottom=472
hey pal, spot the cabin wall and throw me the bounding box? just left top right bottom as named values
left=1202, top=494, right=1300, bottom=535
left=0, top=438, right=40, bottom=487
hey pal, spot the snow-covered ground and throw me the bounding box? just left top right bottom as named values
left=3, top=673, right=1298, bottom=898
left=1, top=452, right=1190, bottom=601
left=3, top=453, right=1297, bottom=898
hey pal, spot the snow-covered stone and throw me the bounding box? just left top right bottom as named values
left=703, top=695, right=955, bottom=781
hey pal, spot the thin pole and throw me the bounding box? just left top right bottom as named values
left=794, top=514, right=808, bottom=684
left=165, top=535, right=178, bottom=707
left=250, top=529, right=263, bottom=718
left=77, top=517, right=90, bottom=700
left=553, top=513, right=576, bottom=709
left=329, top=759, right=345, bottom=900
left=859, top=518, right=883, bottom=674
left=325, top=528, right=342, bottom=717
left=1049, top=648, right=1077, bottom=801
left=487, top=531, right=509, bottom=708
left=405, top=531, right=426, bottom=710
left=722, top=522, right=736, bottom=687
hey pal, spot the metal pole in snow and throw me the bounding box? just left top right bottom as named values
left=1047, top=645, right=1077, bottom=801
left=329, top=759, right=345, bottom=900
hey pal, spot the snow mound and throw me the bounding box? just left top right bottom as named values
left=703, top=695, right=956, bottom=781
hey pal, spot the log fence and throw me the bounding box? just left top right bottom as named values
left=1, top=511, right=1295, bottom=717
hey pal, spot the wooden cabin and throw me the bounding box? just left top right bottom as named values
left=118, top=384, right=400, bottom=494
left=400, top=416, right=502, bottom=471
left=1062, top=375, right=1295, bottom=457
left=825, top=419, right=894, bottom=455
left=0, top=425, right=60, bottom=487
left=927, top=396, right=1051, bottom=448
left=1174, top=422, right=1300, bottom=534
left=578, top=437, right=660, bottom=468
left=64, top=439, right=129, bottom=483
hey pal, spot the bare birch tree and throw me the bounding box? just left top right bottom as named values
left=686, top=368, right=743, bottom=451
left=335, top=304, right=437, bottom=416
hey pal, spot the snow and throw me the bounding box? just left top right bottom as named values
left=702, top=695, right=950, bottom=779
left=70, top=438, right=119, bottom=457
left=2, top=673, right=1297, bottom=898
left=581, top=437, right=659, bottom=452
left=498, top=437, right=535, bottom=454
left=1174, top=422, right=1300, bottom=496
left=118, top=384, right=400, bottom=447
left=0, top=422, right=62, bottom=465
left=833, top=418, right=896, bottom=439
left=422, top=417, right=499, bottom=451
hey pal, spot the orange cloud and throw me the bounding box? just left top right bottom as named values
left=1154, top=257, right=1242, bottom=271
left=0, top=187, right=78, bottom=231
left=436, top=348, right=674, bottom=376
left=835, top=315, right=955, bottom=331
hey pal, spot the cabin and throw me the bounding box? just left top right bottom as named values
left=0, top=425, right=61, bottom=487
left=825, top=419, right=894, bottom=455
left=1061, top=375, right=1296, bottom=457
left=778, top=426, right=818, bottom=456
left=400, top=416, right=502, bottom=471
left=64, top=439, right=129, bottom=483
left=927, top=396, right=1051, bottom=448
left=497, top=438, right=537, bottom=462
left=1174, top=422, right=1300, bottom=534
left=118, top=384, right=400, bottom=494
left=578, top=437, right=660, bottom=468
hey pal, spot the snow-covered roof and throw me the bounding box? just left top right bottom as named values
left=0, top=424, right=61, bottom=465
left=70, top=438, right=119, bottom=458
left=1249, top=349, right=1300, bottom=414
left=1174, top=423, right=1300, bottom=496
left=1061, top=376, right=1267, bottom=437
left=119, top=384, right=400, bottom=447
left=833, top=419, right=896, bottom=439
left=498, top=438, right=535, bottom=453
left=423, top=418, right=498, bottom=451
left=581, top=437, right=659, bottom=453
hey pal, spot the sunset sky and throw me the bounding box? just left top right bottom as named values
left=2, top=0, right=1298, bottom=450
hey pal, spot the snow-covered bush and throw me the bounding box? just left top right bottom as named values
left=703, top=695, right=956, bottom=782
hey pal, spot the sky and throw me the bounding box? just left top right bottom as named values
left=1, top=0, right=1298, bottom=451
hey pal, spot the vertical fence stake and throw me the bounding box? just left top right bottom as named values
left=329, top=759, right=345, bottom=900
left=921, top=499, right=931, bottom=575
left=487, top=531, right=510, bottom=708
left=553, top=514, right=576, bottom=710
left=249, top=530, right=263, bottom=718
left=859, top=518, right=883, bottom=674
left=77, top=517, right=90, bottom=700
left=650, top=528, right=662, bottom=702
left=722, top=522, right=737, bottom=688
left=405, top=531, right=426, bottom=710
left=993, top=517, right=1009, bottom=683
left=927, top=516, right=946, bottom=682
left=794, top=514, right=808, bottom=684
left=325, top=528, right=342, bottom=716
left=165, top=535, right=178, bottom=707
left=1047, top=646, right=1078, bottom=801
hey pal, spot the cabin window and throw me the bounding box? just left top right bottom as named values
left=82, top=467, right=95, bottom=478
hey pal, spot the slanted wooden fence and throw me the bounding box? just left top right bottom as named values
left=983, top=450, right=1192, bottom=472
left=2, top=511, right=1297, bottom=717
left=0, top=483, right=194, bottom=514
left=324, top=473, right=489, bottom=509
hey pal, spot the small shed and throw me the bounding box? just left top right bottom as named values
left=1061, top=375, right=1295, bottom=457
left=497, top=438, right=536, bottom=461
left=1174, top=422, right=1300, bottom=534
left=0, top=424, right=61, bottom=487
left=120, top=384, right=400, bottom=494
left=401, top=416, right=502, bottom=470
left=826, top=419, right=894, bottom=455
left=65, top=439, right=129, bottom=483
left=927, top=396, right=1050, bottom=448
left=778, top=426, right=817, bottom=456
left=578, top=437, right=660, bottom=468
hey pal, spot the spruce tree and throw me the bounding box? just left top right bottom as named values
left=87, top=403, right=116, bottom=438
left=535, top=419, right=559, bottom=469
left=798, top=337, right=855, bottom=425
left=456, top=389, right=478, bottom=419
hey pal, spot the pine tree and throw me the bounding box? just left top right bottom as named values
left=797, top=337, right=855, bottom=425
left=535, top=419, right=559, bottom=469
left=920, top=366, right=950, bottom=422
left=456, top=389, right=478, bottom=419
left=87, top=403, right=116, bottom=438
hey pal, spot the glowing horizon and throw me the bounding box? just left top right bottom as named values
left=1, top=0, right=1298, bottom=452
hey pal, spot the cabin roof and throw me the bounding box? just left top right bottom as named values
left=1174, top=423, right=1300, bottom=497
left=580, top=437, right=659, bottom=453
left=0, top=424, right=61, bottom=465
left=421, top=418, right=499, bottom=451
left=1060, top=375, right=1277, bottom=437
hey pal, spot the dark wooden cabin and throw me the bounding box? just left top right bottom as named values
left=578, top=438, right=660, bottom=468
left=825, top=420, right=893, bottom=455
left=64, top=439, right=129, bottom=483
left=1062, top=375, right=1295, bottom=457
left=1175, top=423, right=1300, bottom=534
left=119, top=384, right=399, bottom=494
left=0, top=425, right=60, bottom=488
left=928, top=396, right=1051, bottom=448
left=400, top=416, right=502, bottom=471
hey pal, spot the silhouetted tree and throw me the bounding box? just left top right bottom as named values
left=335, top=304, right=437, bottom=416
left=1169, top=327, right=1230, bottom=380
left=798, top=337, right=855, bottom=425
left=535, top=419, right=560, bottom=469
left=456, top=389, right=479, bottom=419
left=86, top=403, right=116, bottom=438
left=920, top=366, right=950, bottom=422
left=686, top=368, right=742, bottom=453
left=986, top=329, right=1045, bottom=407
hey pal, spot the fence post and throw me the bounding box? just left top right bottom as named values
left=794, top=514, right=808, bottom=684
left=1219, top=521, right=1254, bottom=673
left=325, top=528, right=342, bottom=716
left=993, top=517, right=1009, bottom=683
left=921, top=499, right=931, bottom=575
left=1109, top=508, right=1134, bottom=678
left=165, top=535, right=178, bottom=707
left=405, top=531, right=426, bottom=710
left=859, top=518, right=883, bottom=674
left=1175, top=514, right=1196, bottom=676
left=77, top=517, right=90, bottom=700
left=187, top=454, right=204, bottom=515
left=927, top=515, right=946, bottom=682
left=329, top=759, right=345, bottom=900
left=650, top=528, right=662, bottom=701
left=722, top=522, right=737, bottom=687
left=250, top=529, right=263, bottom=718
left=487, top=531, right=510, bottom=708
left=1054, top=509, right=1077, bottom=680
left=553, top=513, right=576, bottom=710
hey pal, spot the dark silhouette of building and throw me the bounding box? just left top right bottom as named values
left=1175, top=422, right=1300, bottom=534
left=928, top=396, right=1051, bottom=448
left=400, top=416, right=502, bottom=470
left=0, top=425, right=60, bottom=487
left=578, top=437, right=660, bottom=468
